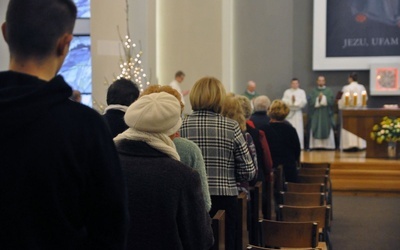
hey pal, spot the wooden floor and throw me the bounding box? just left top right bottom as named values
left=301, top=150, right=400, bottom=196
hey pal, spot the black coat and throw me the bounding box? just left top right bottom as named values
left=250, top=111, right=270, bottom=131
left=0, top=71, right=129, bottom=250
left=262, top=122, right=300, bottom=183
left=115, top=139, right=214, bottom=250
left=103, top=109, right=128, bottom=138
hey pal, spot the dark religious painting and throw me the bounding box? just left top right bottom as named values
left=59, top=36, right=92, bottom=106
left=313, top=0, right=400, bottom=70
left=73, top=0, right=90, bottom=18
left=326, top=0, right=400, bottom=57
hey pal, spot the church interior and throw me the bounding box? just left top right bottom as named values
left=1, top=0, right=399, bottom=250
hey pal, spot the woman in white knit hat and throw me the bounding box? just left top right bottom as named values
left=140, top=85, right=212, bottom=212
left=114, top=92, right=213, bottom=250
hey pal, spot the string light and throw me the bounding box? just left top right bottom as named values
left=116, top=34, right=151, bottom=92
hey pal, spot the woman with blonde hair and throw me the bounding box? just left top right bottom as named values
left=180, top=77, right=255, bottom=250
left=263, top=99, right=300, bottom=183
left=221, top=94, right=258, bottom=198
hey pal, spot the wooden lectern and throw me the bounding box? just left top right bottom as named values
left=341, top=108, right=400, bottom=158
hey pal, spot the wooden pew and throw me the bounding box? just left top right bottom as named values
left=211, top=210, right=225, bottom=250
left=265, top=172, right=274, bottom=220
left=249, top=182, right=262, bottom=246
left=285, top=182, right=325, bottom=193
left=301, top=162, right=331, bottom=170
left=300, top=162, right=333, bottom=212
left=237, top=192, right=248, bottom=250
left=278, top=205, right=331, bottom=250
left=298, top=171, right=333, bottom=220
left=259, top=220, right=319, bottom=249
left=280, top=191, right=325, bottom=206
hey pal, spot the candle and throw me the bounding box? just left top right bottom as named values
left=361, top=90, right=367, bottom=107
left=353, top=93, right=358, bottom=106
left=344, top=92, right=350, bottom=107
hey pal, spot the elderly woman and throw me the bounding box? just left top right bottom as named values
left=263, top=99, right=300, bottom=183
left=180, top=77, right=255, bottom=250
left=237, top=95, right=273, bottom=177
left=141, top=85, right=211, bottom=212
left=114, top=92, right=213, bottom=250
left=237, top=95, right=274, bottom=219
left=250, top=95, right=271, bottom=130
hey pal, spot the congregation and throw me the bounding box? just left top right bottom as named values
left=1, top=0, right=368, bottom=250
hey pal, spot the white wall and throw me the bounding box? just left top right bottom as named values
left=91, top=0, right=157, bottom=109
left=128, top=0, right=156, bottom=84
left=91, top=0, right=128, bottom=109
left=0, top=0, right=10, bottom=71
left=156, top=0, right=232, bottom=114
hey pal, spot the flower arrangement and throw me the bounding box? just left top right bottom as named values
left=370, top=116, right=400, bottom=143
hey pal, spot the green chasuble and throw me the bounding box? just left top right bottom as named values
left=309, top=86, right=334, bottom=139
left=242, top=91, right=259, bottom=100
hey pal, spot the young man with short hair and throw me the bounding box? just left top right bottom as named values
left=0, top=0, right=129, bottom=249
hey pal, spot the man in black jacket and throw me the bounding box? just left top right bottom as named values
left=103, top=78, right=140, bottom=137
left=0, top=0, right=129, bottom=249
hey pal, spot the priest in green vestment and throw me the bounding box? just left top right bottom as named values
left=309, top=76, right=336, bottom=149
left=243, top=80, right=260, bottom=100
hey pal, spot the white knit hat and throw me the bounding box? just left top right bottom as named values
left=124, top=92, right=182, bottom=135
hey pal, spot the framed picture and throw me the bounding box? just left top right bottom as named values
left=369, top=64, right=400, bottom=96
left=313, top=0, right=400, bottom=70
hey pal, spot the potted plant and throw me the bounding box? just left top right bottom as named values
left=370, top=116, right=400, bottom=158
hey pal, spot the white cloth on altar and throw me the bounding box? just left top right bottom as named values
left=340, top=129, right=366, bottom=150
left=282, top=88, right=307, bottom=149
left=339, top=81, right=368, bottom=150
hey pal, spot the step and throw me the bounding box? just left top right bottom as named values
left=330, top=161, right=400, bottom=193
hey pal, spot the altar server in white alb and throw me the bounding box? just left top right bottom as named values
left=282, top=78, right=307, bottom=149
left=338, top=72, right=368, bottom=151
left=169, top=70, right=189, bottom=105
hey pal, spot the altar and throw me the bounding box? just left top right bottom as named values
left=341, top=108, right=400, bottom=159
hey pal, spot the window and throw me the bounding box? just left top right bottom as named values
left=59, top=0, right=91, bottom=106
left=74, top=0, right=90, bottom=18
left=58, top=36, right=92, bottom=105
